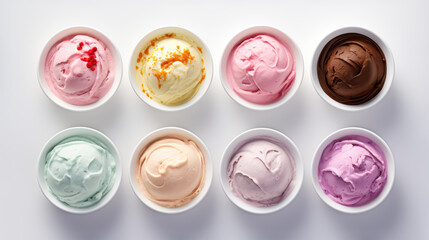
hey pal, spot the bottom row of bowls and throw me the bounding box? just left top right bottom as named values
left=38, top=126, right=394, bottom=215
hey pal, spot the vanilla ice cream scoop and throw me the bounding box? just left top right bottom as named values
left=227, top=138, right=296, bottom=207
left=136, top=136, right=206, bottom=208
left=135, top=33, right=206, bottom=106
left=44, top=136, right=116, bottom=208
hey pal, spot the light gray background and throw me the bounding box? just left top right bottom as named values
left=1, top=0, right=427, bottom=239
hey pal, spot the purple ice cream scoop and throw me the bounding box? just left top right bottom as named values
left=318, top=135, right=387, bottom=207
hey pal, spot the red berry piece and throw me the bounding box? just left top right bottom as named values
left=91, top=67, right=95, bottom=71
left=92, top=47, right=97, bottom=52
left=77, top=46, right=82, bottom=50
left=86, top=62, right=92, bottom=68
left=79, top=42, right=84, bottom=47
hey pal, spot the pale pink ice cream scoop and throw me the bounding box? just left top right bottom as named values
left=226, top=34, right=296, bottom=105
left=227, top=138, right=296, bottom=207
left=318, top=135, right=387, bottom=207
left=44, top=34, right=115, bottom=106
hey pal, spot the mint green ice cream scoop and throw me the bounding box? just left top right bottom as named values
left=44, top=136, right=116, bottom=208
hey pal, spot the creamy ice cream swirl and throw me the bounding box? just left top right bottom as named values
left=44, top=136, right=116, bottom=208
left=228, top=138, right=295, bottom=207
left=317, top=33, right=386, bottom=105
left=227, top=34, right=296, bottom=105
left=136, top=33, right=206, bottom=106
left=318, top=135, right=387, bottom=206
left=136, top=136, right=206, bottom=208
left=44, top=35, right=115, bottom=106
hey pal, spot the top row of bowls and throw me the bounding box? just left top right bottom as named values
left=38, top=26, right=394, bottom=112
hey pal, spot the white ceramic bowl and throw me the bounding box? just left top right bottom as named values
left=129, top=27, right=213, bottom=111
left=129, top=127, right=213, bottom=214
left=220, top=26, right=304, bottom=111
left=311, top=127, right=395, bottom=214
left=38, top=26, right=123, bottom=111
left=220, top=128, right=303, bottom=214
left=37, top=127, right=122, bottom=214
left=310, top=27, right=395, bottom=111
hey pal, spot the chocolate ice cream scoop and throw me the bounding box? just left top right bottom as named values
left=317, top=33, right=386, bottom=105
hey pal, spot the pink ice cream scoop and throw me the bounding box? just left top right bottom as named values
left=318, top=135, right=387, bottom=207
left=226, top=34, right=295, bottom=105
left=44, top=35, right=115, bottom=106
left=227, top=138, right=296, bottom=207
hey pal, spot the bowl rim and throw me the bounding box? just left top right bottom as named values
left=128, top=126, right=213, bottom=214
left=220, top=127, right=304, bottom=214
left=310, top=26, right=395, bottom=111
left=311, top=126, right=395, bottom=214
left=37, top=126, right=122, bottom=214
left=128, top=26, right=213, bottom=112
left=38, top=25, right=123, bottom=112
left=219, top=26, right=304, bottom=111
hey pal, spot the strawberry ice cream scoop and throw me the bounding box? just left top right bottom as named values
left=226, top=34, right=295, bottom=105
left=318, top=135, right=387, bottom=207
left=44, top=35, right=115, bottom=106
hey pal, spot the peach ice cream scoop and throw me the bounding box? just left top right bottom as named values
left=136, top=136, right=206, bottom=208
